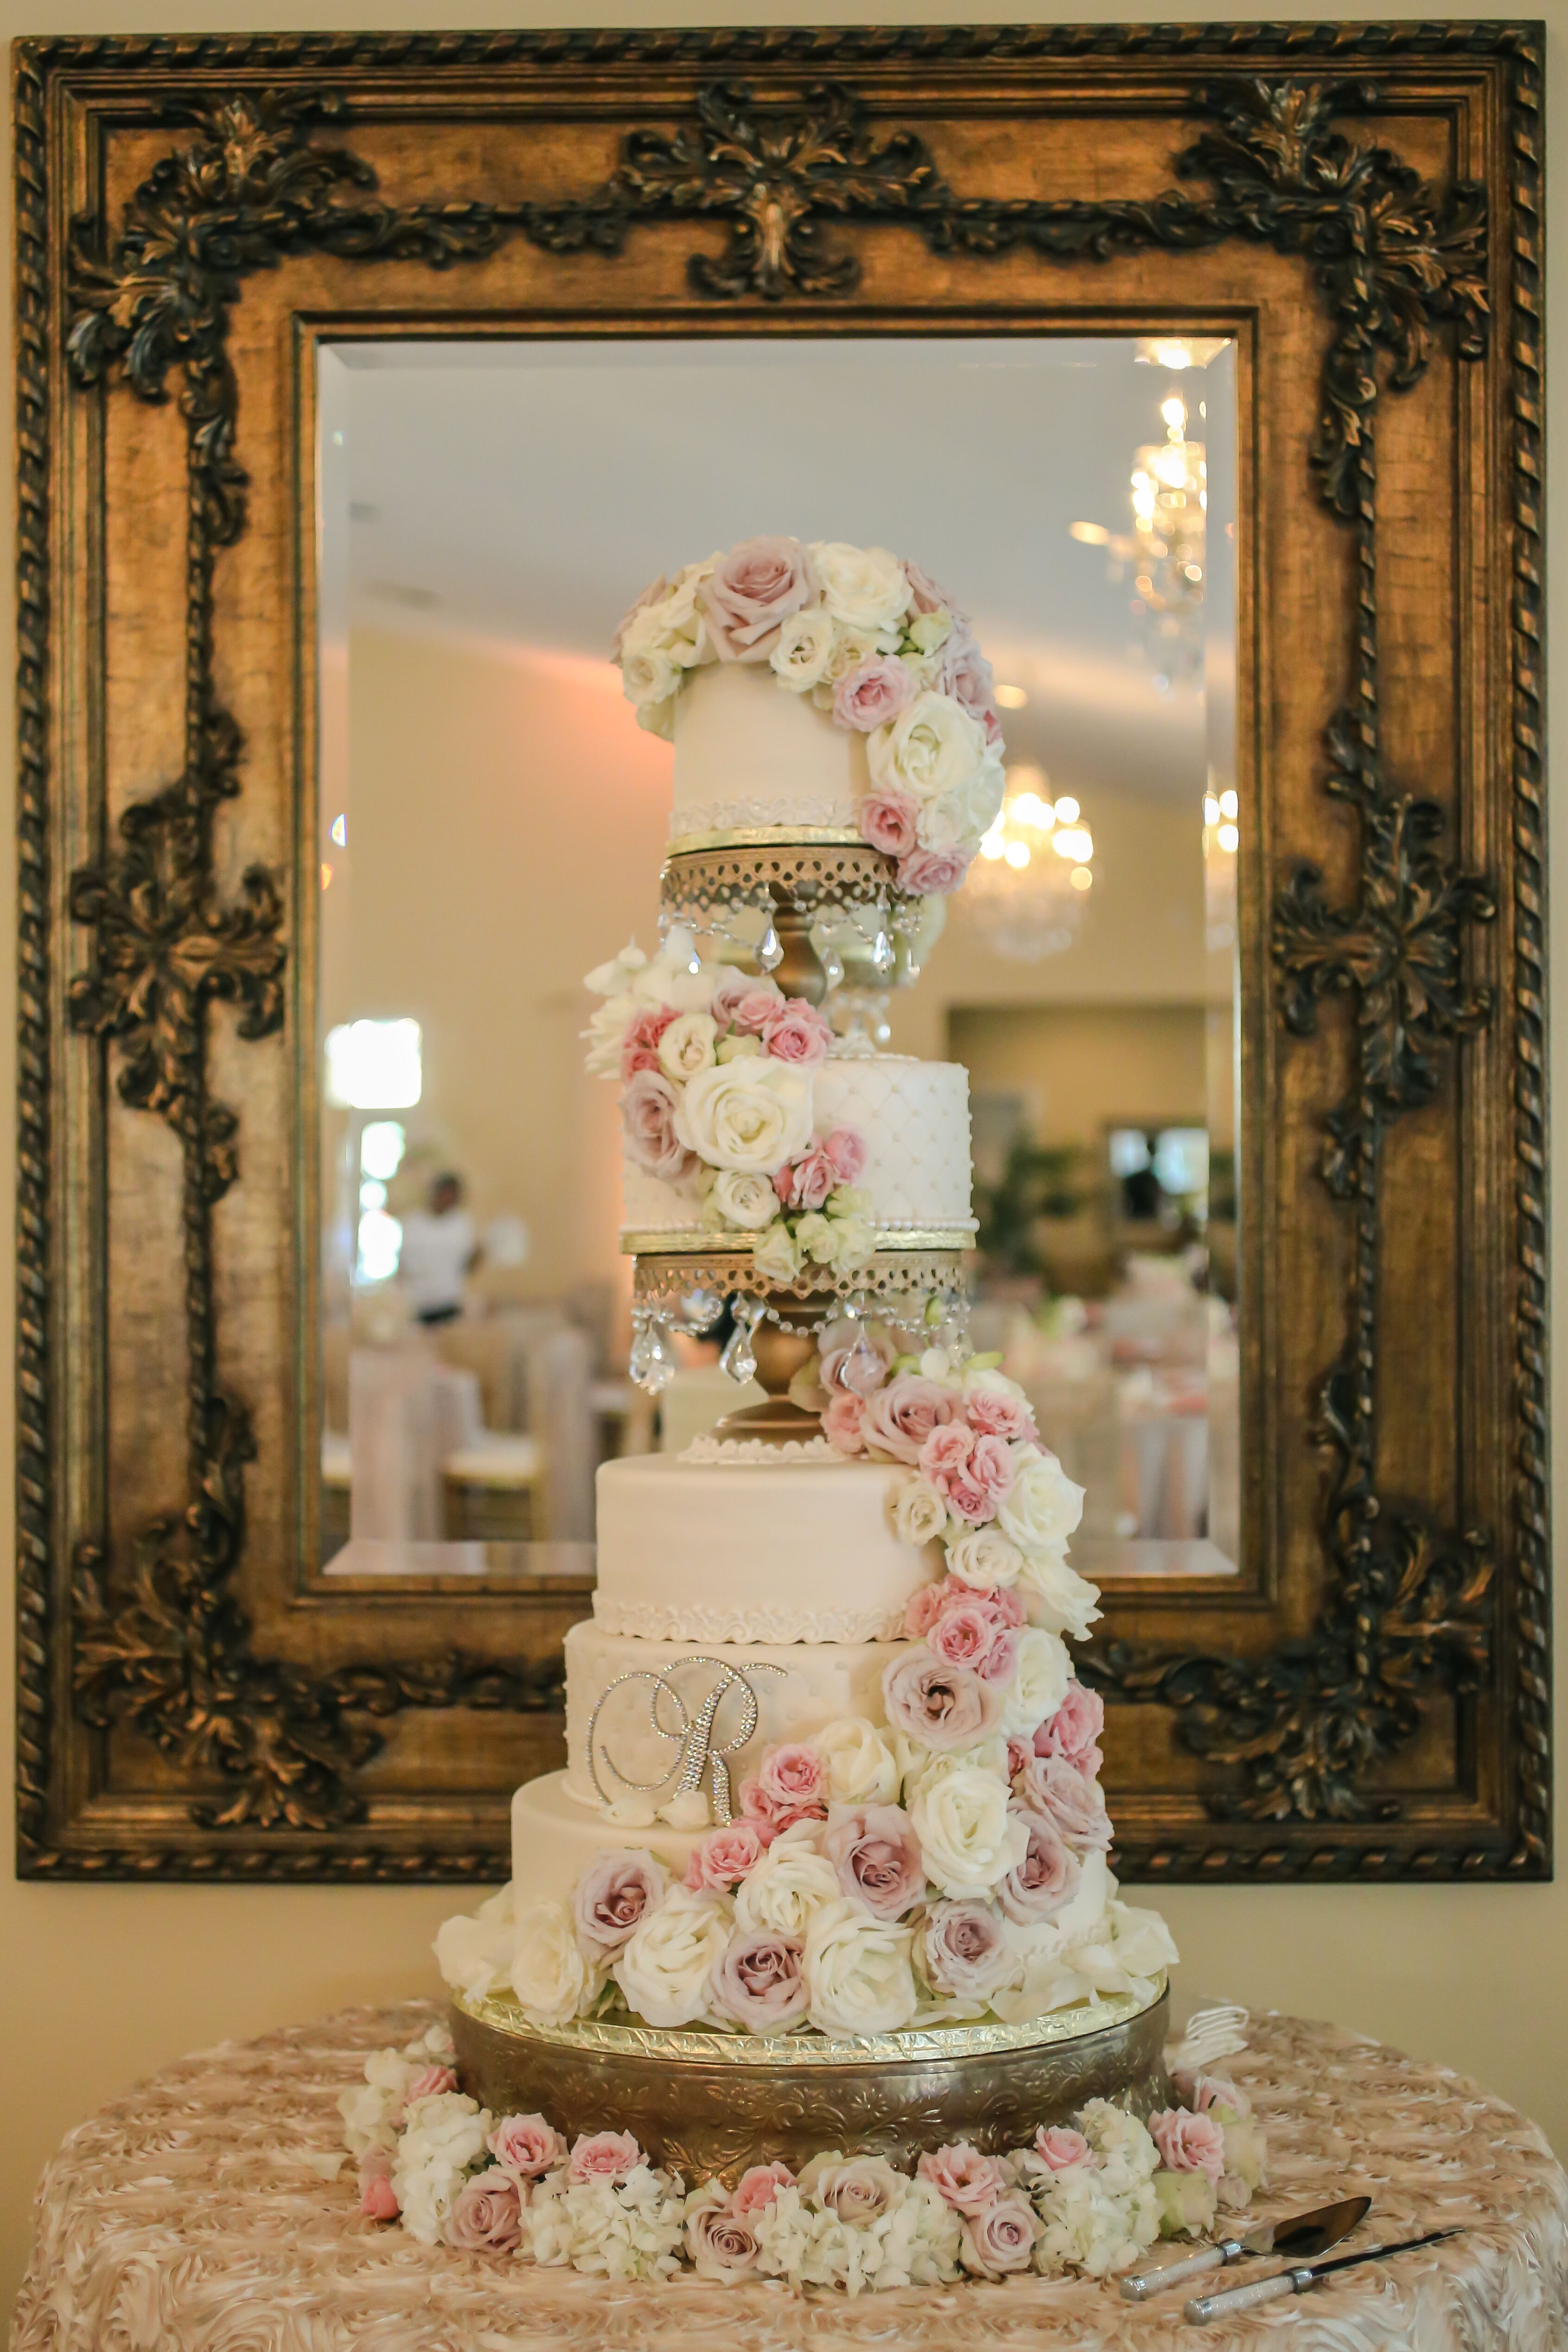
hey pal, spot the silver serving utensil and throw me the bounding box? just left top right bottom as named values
left=1184, top=2225, right=1462, bottom=2323
left=1120, top=2195, right=1371, bottom=2301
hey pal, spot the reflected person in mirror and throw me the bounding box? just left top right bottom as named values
left=399, top=1172, right=481, bottom=1327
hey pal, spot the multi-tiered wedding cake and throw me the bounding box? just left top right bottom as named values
left=385, top=542, right=1232, bottom=2292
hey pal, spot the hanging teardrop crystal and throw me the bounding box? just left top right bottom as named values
left=630, top=1309, right=677, bottom=1394
left=720, top=1295, right=765, bottom=1386
left=870, top=928, right=896, bottom=978
left=756, top=921, right=783, bottom=973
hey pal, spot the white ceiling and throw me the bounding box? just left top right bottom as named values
left=318, top=336, right=1234, bottom=804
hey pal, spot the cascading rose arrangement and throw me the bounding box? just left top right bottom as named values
left=585, top=926, right=873, bottom=1275
left=437, top=1350, right=1175, bottom=2039
left=341, top=2023, right=1267, bottom=2288
left=613, top=536, right=1007, bottom=895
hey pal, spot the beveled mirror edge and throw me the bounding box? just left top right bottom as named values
left=13, top=23, right=1548, bottom=1882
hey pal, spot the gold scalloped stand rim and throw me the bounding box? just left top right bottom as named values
left=621, top=1229, right=977, bottom=1257
left=453, top=1974, right=1166, bottom=2069
left=664, top=826, right=876, bottom=857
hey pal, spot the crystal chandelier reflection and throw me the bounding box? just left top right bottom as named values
left=1130, top=389, right=1206, bottom=685
left=962, top=764, right=1094, bottom=962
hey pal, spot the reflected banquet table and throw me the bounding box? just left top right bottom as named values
left=13, top=2004, right=1568, bottom=2351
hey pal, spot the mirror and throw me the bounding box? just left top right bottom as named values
left=316, top=334, right=1240, bottom=1584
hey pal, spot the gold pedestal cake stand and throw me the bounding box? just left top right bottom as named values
left=452, top=1981, right=1170, bottom=2184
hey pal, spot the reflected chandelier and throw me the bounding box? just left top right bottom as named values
left=962, top=765, right=1094, bottom=961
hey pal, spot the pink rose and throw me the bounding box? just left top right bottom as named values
left=753, top=1743, right=827, bottom=1822
left=762, top=1000, right=834, bottom=1067
left=1150, top=2108, right=1227, bottom=2183
left=960, top=2190, right=1039, bottom=2278
left=903, top=557, right=967, bottom=623
left=860, top=787, right=921, bottom=860
left=774, top=1146, right=836, bottom=1211
left=862, top=1374, right=958, bottom=1466
left=733, top=2161, right=795, bottom=2215
left=490, top=2112, right=567, bottom=2180
left=1034, top=1681, right=1105, bottom=1778
left=834, top=654, right=917, bottom=733
left=966, top=1386, right=1037, bottom=1443
left=996, top=1806, right=1081, bottom=1924
left=905, top=1580, right=947, bottom=1638
left=568, top=2129, right=644, bottom=2185
left=619, top=1003, right=676, bottom=1079
left=711, top=968, right=781, bottom=1027
left=685, top=2190, right=763, bottom=2279
left=682, top=1817, right=775, bottom=1893
left=822, top=1128, right=867, bottom=1183
left=819, top=1336, right=888, bottom=1398
left=921, top=1898, right=1013, bottom=2000
left=444, top=2165, right=523, bottom=2252
left=1013, top=1753, right=1113, bottom=1853
left=822, top=1803, right=925, bottom=1919
left=917, top=2142, right=1008, bottom=2215
left=944, top=1579, right=1025, bottom=1631
left=919, top=1424, right=1012, bottom=1527
left=1171, top=2071, right=1251, bottom=2117
left=1034, top=2125, right=1093, bottom=2172
left=399, top=2063, right=458, bottom=2114
left=621, top=1069, right=697, bottom=1183
left=733, top=987, right=788, bottom=1036
left=698, top=535, right=818, bottom=662
left=940, top=630, right=1001, bottom=739
left=929, top=1600, right=1016, bottom=1684
left=882, top=1646, right=1004, bottom=1751
left=898, top=844, right=972, bottom=896
left=822, top=1391, right=867, bottom=1454
left=358, top=2147, right=399, bottom=2221
left=708, top=1927, right=809, bottom=2031
left=573, top=1847, right=667, bottom=1956
left=1007, top=1734, right=1034, bottom=1779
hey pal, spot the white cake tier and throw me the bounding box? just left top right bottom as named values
left=671, top=662, right=868, bottom=842
left=622, top=1055, right=975, bottom=1238
left=563, top=1619, right=908, bottom=1818
left=593, top=1452, right=937, bottom=1646
left=513, top=1770, right=710, bottom=1907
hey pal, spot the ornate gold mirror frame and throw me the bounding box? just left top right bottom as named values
left=15, top=24, right=1548, bottom=1881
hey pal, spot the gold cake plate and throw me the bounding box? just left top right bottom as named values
left=452, top=1978, right=1169, bottom=2185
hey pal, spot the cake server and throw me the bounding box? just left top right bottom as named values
left=1119, top=2196, right=1370, bottom=2301
left=1183, top=2225, right=1462, bottom=2323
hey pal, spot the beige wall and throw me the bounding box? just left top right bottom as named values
left=953, top=1004, right=1208, bottom=1153
left=2, top=0, right=1566, bottom=2316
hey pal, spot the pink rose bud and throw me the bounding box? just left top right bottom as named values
left=917, top=2141, right=1009, bottom=2215
left=400, top=2064, right=458, bottom=2112
left=733, top=2160, right=795, bottom=2215
left=897, top=843, right=972, bottom=896
left=489, top=2112, right=567, bottom=2179
left=822, top=1392, right=868, bottom=1455
left=860, top=787, right=921, bottom=860
left=1033, top=2125, right=1093, bottom=2171
left=1150, top=2107, right=1228, bottom=2182
left=905, top=1580, right=947, bottom=1638
left=833, top=654, right=917, bottom=733
left=762, top=1001, right=835, bottom=1068
left=360, top=2171, right=400, bottom=2222
left=567, top=2129, right=644, bottom=2185
left=822, top=1128, right=867, bottom=1183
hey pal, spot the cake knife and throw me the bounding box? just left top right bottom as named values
left=1119, top=2196, right=1370, bottom=2301
left=1183, top=2225, right=1462, bottom=2323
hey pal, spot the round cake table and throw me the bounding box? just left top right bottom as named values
left=13, top=2002, right=1567, bottom=2350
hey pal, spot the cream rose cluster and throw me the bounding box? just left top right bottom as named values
left=611, top=536, right=1006, bottom=897
left=582, top=931, right=871, bottom=1267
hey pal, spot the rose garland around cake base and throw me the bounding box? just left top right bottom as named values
left=340, top=2024, right=1265, bottom=2291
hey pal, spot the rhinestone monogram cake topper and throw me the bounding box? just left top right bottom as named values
left=586, top=1655, right=784, bottom=1823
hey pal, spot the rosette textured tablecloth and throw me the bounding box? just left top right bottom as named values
left=13, top=2003, right=1568, bottom=2351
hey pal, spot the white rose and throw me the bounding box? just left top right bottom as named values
left=889, top=1474, right=948, bottom=1547
left=433, top=1905, right=516, bottom=2002
left=808, top=542, right=911, bottom=636
left=657, top=1010, right=718, bottom=1081
left=820, top=621, right=882, bottom=685
left=1001, top=1626, right=1073, bottom=1736
left=916, top=757, right=1007, bottom=852
left=510, top=1899, right=599, bottom=2027
left=905, top=608, right=953, bottom=656
left=733, top=1823, right=841, bottom=1939
left=634, top=929, right=714, bottom=1014
left=867, top=691, right=986, bottom=804
left=770, top=604, right=837, bottom=690
left=962, top=1364, right=1032, bottom=1408
left=997, top=1448, right=1086, bottom=1555
left=944, top=1526, right=1024, bottom=1589
left=636, top=695, right=677, bottom=742
left=829, top=1214, right=875, bottom=1271
left=619, top=612, right=682, bottom=709
left=812, top=1716, right=899, bottom=1806
left=752, top=1221, right=802, bottom=1283
left=612, top=1886, right=732, bottom=2028
left=714, top=1032, right=764, bottom=1063
left=583, top=990, right=636, bottom=1078
left=804, top=1898, right=918, bottom=2035
left=895, top=1732, right=1009, bottom=1804
left=674, top=1059, right=814, bottom=1173
left=711, top=1168, right=779, bottom=1229
left=1016, top=1546, right=1102, bottom=1639
left=796, top=1211, right=836, bottom=1265
left=910, top=1763, right=1028, bottom=1898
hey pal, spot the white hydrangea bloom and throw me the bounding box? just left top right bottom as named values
left=391, top=2091, right=492, bottom=2246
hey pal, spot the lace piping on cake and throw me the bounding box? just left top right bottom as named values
left=669, top=792, right=859, bottom=839
left=679, top=1433, right=839, bottom=1465
left=591, top=1594, right=910, bottom=1644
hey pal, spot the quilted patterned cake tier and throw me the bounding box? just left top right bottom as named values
left=621, top=1054, right=973, bottom=1235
